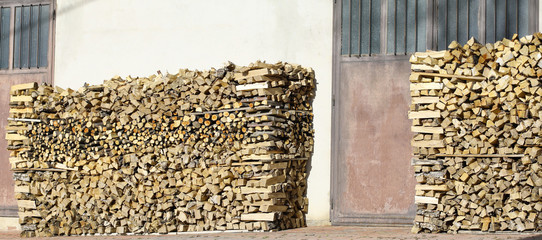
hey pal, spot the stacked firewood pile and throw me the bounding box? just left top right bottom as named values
left=6, top=61, right=315, bottom=237
left=410, top=34, right=542, bottom=233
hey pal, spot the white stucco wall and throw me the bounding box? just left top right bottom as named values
left=54, top=0, right=332, bottom=225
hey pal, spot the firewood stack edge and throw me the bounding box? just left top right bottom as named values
left=410, top=34, right=542, bottom=233
left=6, top=61, right=315, bottom=237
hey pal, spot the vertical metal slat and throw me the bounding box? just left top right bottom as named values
left=348, top=0, right=352, bottom=56
left=358, top=0, right=362, bottom=55
left=455, top=0, right=458, bottom=43
left=0, top=8, right=3, bottom=67
left=506, top=0, right=508, bottom=37
left=394, top=0, right=397, bottom=54
left=445, top=0, right=448, bottom=48
left=18, top=7, right=22, bottom=68
left=381, top=0, right=387, bottom=54
left=428, top=0, right=436, bottom=51
left=37, top=4, right=40, bottom=68
left=516, top=0, right=519, bottom=35
left=496, top=0, right=497, bottom=41
left=467, top=0, right=470, bottom=38
left=434, top=0, right=438, bottom=50
left=38, top=4, right=50, bottom=68
left=27, top=5, right=31, bottom=68
left=404, top=0, right=407, bottom=54
left=368, top=0, right=372, bottom=55
left=414, top=0, right=418, bottom=52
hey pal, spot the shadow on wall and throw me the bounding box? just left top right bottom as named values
left=305, top=74, right=317, bottom=185
left=55, top=0, right=98, bottom=16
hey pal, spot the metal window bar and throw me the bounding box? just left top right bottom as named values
left=455, top=0, right=458, bottom=44
left=37, top=4, right=40, bottom=67
left=348, top=0, right=352, bottom=56
left=496, top=0, right=497, bottom=41
left=393, top=0, right=397, bottom=55
left=368, top=0, right=372, bottom=55
left=505, top=0, right=508, bottom=38
left=414, top=0, right=417, bottom=52
left=467, top=0, right=469, bottom=38
left=27, top=5, right=31, bottom=68
left=358, top=0, right=363, bottom=56
left=0, top=9, right=2, bottom=68
left=18, top=7, right=22, bottom=68
left=445, top=0, right=447, bottom=49
left=515, top=0, right=518, bottom=35
left=0, top=8, right=3, bottom=69
left=403, top=0, right=406, bottom=55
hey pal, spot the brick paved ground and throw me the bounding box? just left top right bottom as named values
left=1, top=226, right=542, bottom=240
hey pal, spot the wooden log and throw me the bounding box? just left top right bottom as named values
left=411, top=64, right=440, bottom=72
left=411, top=140, right=444, bottom=148
left=433, top=154, right=524, bottom=158
left=410, top=83, right=443, bottom=91
left=415, top=184, right=448, bottom=191
left=414, top=196, right=438, bottom=204
left=259, top=205, right=288, bottom=212
left=415, top=72, right=486, bottom=81
left=17, top=200, right=36, bottom=209
left=408, top=111, right=441, bottom=119
left=10, top=82, right=37, bottom=92
left=233, top=68, right=279, bottom=80
left=235, top=82, right=269, bottom=91
left=9, top=108, right=33, bottom=114
left=5, top=134, right=28, bottom=141
left=10, top=95, right=33, bottom=102
left=412, top=97, right=440, bottom=104
left=240, top=213, right=276, bottom=221
left=411, top=126, right=444, bottom=134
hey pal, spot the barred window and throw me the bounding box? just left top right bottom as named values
left=341, top=0, right=538, bottom=56
left=14, top=4, right=50, bottom=69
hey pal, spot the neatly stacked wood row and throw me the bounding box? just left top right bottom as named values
left=5, top=61, right=315, bottom=237
left=410, top=34, right=542, bottom=233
